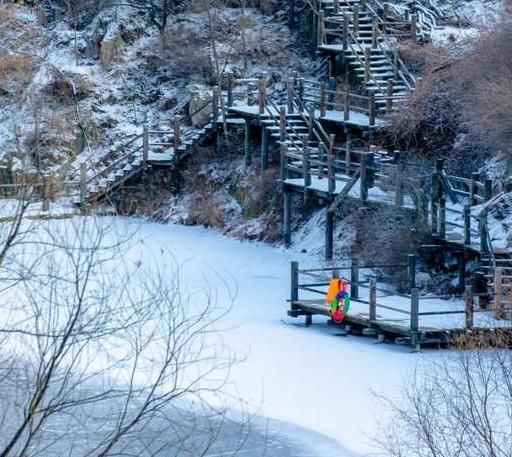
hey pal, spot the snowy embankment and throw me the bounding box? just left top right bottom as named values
left=109, top=218, right=438, bottom=456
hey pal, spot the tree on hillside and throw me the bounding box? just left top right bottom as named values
left=0, top=200, right=248, bottom=456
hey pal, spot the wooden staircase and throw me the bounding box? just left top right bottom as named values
left=76, top=119, right=218, bottom=205
left=313, top=0, right=439, bottom=112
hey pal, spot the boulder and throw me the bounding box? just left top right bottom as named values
left=186, top=84, right=213, bottom=127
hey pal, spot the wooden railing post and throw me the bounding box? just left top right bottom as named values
left=290, top=261, right=299, bottom=305
left=298, top=78, right=305, bottom=112
left=371, top=16, right=378, bottom=48
left=227, top=72, right=234, bottom=107
left=386, top=79, right=393, bottom=112
left=410, top=288, right=419, bottom=332
left=369, top=277, right=377, bottom=320
left=212, top=86, right=219, bottom=123
left=368, top=93, right=375, bottom=127
left=345, top=134, right=352, bottom=175
left=280, top=143, right=288, bottom=181
left=393, top=48, right=399, bottom=79
left=328, top=135, right=335, bottom=195
left=320, top=81, right=327, bottom=117
left=439, top=197, right=446, bottom=239
left=351, top=257, right=359, bottom=299
left=494, top=268, right=504, bottom=319
left=465, top=282, right=474, bottom=330
left=303, top=136, right=311, bottom=188
left=328, top=77, right=336, bottom=110
left=258, top=78, right=266, bottom=115
left=470, top=172, right=479, bottom=205
left=408, top=254, right=416, bottom=291
left=287, top=77, right=294, bottom=114
left=360, top=152, right=368, bottom=201
left=484, top=178, right=493, bottom=201
left=364, top=47, right=371, bottom=83
left=142, top=123, right=149, bottom=171
left=280, top=106, right=287, bottom=143
left=343, top=13, right=349, bottom=51
left=317, top=10, right=325, bottom=46
left=244, top=119, right=251, bottom=168
left=284, top=190, right=292, bottom=248
left=80, top=162, right=87, bottom=205
left=344, top=91, right=350, bottom=121
left=395, top=153, right=404, bottom=207
left=173, top=116, right=180, bottom=156
left=307, top=105, right=315, bottom=139
left=410, top=13, right=417, bottom=40
left=463, top=204, right=471, bottom=245
left=353, top=4, right=359, bottom=35
left=479, top=213, right=489, bottom=253
left=325, top=209, right=334, bottom=260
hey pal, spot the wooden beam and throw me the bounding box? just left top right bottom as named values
left=244, top=119, right=251, bottom=168
left=369, top=278, right=377, bottom=320
left=465, top=283, right=474, bottom=330
left=325, top=210, right=334, bottom=260
left=351, top=257, right=359, bottom=299
left=284, top=191, right=292, bottom=248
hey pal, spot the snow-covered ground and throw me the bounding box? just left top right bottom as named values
left=99, top=217, right=440, bottom=456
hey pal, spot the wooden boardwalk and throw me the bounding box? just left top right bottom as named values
left=288, top=261, right=512, bottom=350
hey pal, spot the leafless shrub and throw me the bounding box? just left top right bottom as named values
left=378, top=330, right=512, bottom=457
left=186, top=189, right=226, bottom=228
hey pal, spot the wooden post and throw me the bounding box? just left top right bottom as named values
left=329, top=54, right=337, bottom=77
left=458, top=253, right=466, bottom=292
left=317, top=10, right=325, bottom=46
left=328, top=134, right=336, bottom=194
left=260, top=128, right=269, bottom=170
left=371, top=16, right=378, bottom=48
left=303, top=136, right=311, bottom=188
left=343, top=13, right=349, bottom=51
left=280, top=143, right=288, bottom=181
left=333, top=0, right=340, bottom=13
left=369, top=277, right=377, bottom=321
left=494, top=268, right=503, bottom=319
left=298, top=78, right=305, bottom=112
left=465, top=283, right=473, bottom=330
left=439, top=197, right=446, bottom=239
left=353, top=4, right=359, bottom=35
left=351, top=257, right=359, bottom=299
left=280, top=106, right=287, bottom=143
left=360, top=153, right=368, bottom=201
left=227, top=72, right=234, bottom=107
left=410, top=288, right=419, bottom=332
left=345, top=134, right=352, bottom=175
left=173, top=116, right=180, bottom=156
left=484, top=178, right=492, bottom=201
left=343, top=91, right=350, bottom=121
left=408, top=254, right=416, bottom=291
left=479, top=213, right=489, bottom=253
left=368, top=93, right=375, bottom=127
left=364, top=47, right=371, bottom=83
left=287, top=77, right=294, bottom=114
left=284, top=190, right=292, bottom=248
left=318, top=143, right=325, bottom=178
left=470, top=172, right=479, bottom=205
left=80, top=162, right=87, bottom=205
left=258, top=78, right=266, bottom=115
left=244, top=119, right=251, bottom=168
left=410, top=14, right=417, bottom=40
left=463, top=205, right=471, bottom=245
left=307, top=105, right=315, bottom=139
left=393, top=48, right=399, bottom=79
left=395, top=154, right=404, bottom=207
left=320, top=82, right=327, bottom=117
left=325, top=210, right=334, bottom=260
left=212, top=86, right=219, bottom=123
left=386, top=79, right=393, bottom=112
left=328, top=77, right=336, bottom=110
left=290, top=260, right=299, bottom=303
left=142, top=124, right=149, bottom=171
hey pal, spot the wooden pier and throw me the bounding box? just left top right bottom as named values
left=288, top=260, right=512, bottom=350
